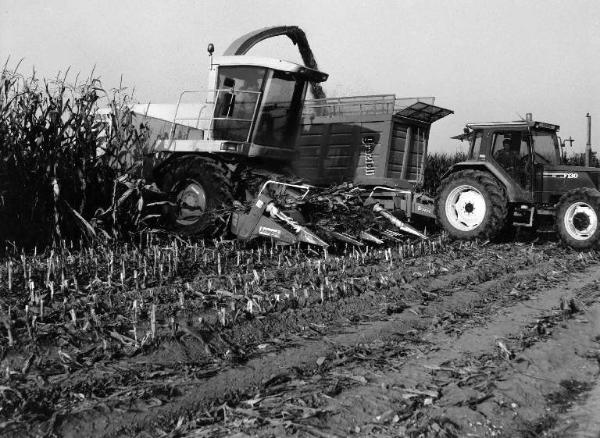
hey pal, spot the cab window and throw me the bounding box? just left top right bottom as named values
left=531, top=130, right=559, bottom=165
left=468, top=132, right=482, bottom=159
left=491, top=131, right=532, bottom=189
left=213, top=66, right=266, bottom=142
left=253, top=70, right=306, bottom=148
left=491, top=132, right=530, bottom=160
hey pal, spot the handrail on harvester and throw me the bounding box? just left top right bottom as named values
left=166, top=88, right=263, bottom=145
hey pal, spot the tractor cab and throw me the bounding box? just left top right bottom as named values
left=456, top=120, right=571, bottom=204
left=136, top=56, right=328, bottom=162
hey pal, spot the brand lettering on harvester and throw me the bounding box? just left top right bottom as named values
left=363, top=143, right=376, bottom=176
left=417, top=205, right=432, bottom=213
left=258, top=226, right=281, bottom=238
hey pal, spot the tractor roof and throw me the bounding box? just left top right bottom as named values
left=213, top=55, right=328, bottom=83
left=465, top=121, right=560, bottom=131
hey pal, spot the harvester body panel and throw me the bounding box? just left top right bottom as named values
left=295, top=96, right=452, bottom=188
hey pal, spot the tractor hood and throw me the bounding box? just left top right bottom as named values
left=548, top=165, right=600, bottom=173
left=543, top=165, right=600, bottom=191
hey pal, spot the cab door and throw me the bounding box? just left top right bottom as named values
left=212, top=66, right=266, bottom=142
left=530, top=129, right=562, bottom=204
left=490, top=130, right=534, bottom=197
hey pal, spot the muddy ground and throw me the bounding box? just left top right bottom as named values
left=1, top=235, right=600, bottom=437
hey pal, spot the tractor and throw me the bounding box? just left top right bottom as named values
left=436, top=117, right=600, bottom=248
left=131, top=26, right=453, bottom=246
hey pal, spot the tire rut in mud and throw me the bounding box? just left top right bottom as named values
left=158, top=248, right=600, bottom=438
left=199, top=254, right=600, bottom=438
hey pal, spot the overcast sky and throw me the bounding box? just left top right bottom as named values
left=1, top=0, right=599, bottom=153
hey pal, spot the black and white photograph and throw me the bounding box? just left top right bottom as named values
left=0, top=0, right=599, bottom=436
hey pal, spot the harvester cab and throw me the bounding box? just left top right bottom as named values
left=143, top=53, right=327, bottom=160
left=438, top=118, right=600, bottom=248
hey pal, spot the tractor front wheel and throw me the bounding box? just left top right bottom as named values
left=161, top=156, right=233, bottom=235
left=556, top=188, right=600, bottom=249
left=435, top=170, right=508, bottom=240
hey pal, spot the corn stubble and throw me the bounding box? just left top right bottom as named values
left=0, top=228, right=465, bottom=421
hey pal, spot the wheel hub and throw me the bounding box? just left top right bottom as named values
left=176, top=181, right=207, bottom=226
left=445, top=185, right=486, bottom=231
left=564, top=202, right=598, bottom=240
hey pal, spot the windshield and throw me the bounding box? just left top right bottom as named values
left=531, top=130, right=559, bottom=165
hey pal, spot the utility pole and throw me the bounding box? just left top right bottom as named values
left=562, top=136, right=574, bottom=163
left=565, top=136, right=575, bottom=147
left=585, top=113, right=592, bottom=167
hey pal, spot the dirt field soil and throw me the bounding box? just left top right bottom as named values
left=1, top=238, right=600, bottom=437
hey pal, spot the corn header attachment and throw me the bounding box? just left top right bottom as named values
left=228, top=181, right=430, bottom=247
left=230, top=181, right=328, bottom=247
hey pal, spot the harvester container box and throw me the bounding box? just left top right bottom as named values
left=294, top=95, right=452, bottom=188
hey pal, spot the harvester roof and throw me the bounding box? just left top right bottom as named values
left=213, top=55, right=328, bottom=83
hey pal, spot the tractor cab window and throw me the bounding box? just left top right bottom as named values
left=213, top=66, right=266, bottom=142
left=468, top=132, right=482, bottom=159
left=530, top=130, right=559, bottom=165
left=492, top=132, right=532, bottom=189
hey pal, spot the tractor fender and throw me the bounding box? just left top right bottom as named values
left=441, top=162, right=527, bottom=203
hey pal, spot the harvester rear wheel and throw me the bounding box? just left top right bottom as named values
left=435, top=169, right=508, bottom=240
left=555, top=188, right=600, bottom=249
left=161, top=156, right=233, bottom=235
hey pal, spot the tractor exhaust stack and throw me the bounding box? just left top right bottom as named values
left=586, top=113, right=592, bottom=167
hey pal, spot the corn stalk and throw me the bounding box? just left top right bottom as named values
left=0, top=64, right=150, bottom=248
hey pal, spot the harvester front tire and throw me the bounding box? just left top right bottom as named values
left=161, top=156, right=233, bottom=235
left=435, top=170, right=508, bottom=240
left=555, top=188, right=600, bottom=249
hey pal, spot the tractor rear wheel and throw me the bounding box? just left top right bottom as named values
left=435, top=170, right=508, bottom=240
left=161, top=156, right=233, bottom=235
left=555, top=188, right=600, bottom=249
